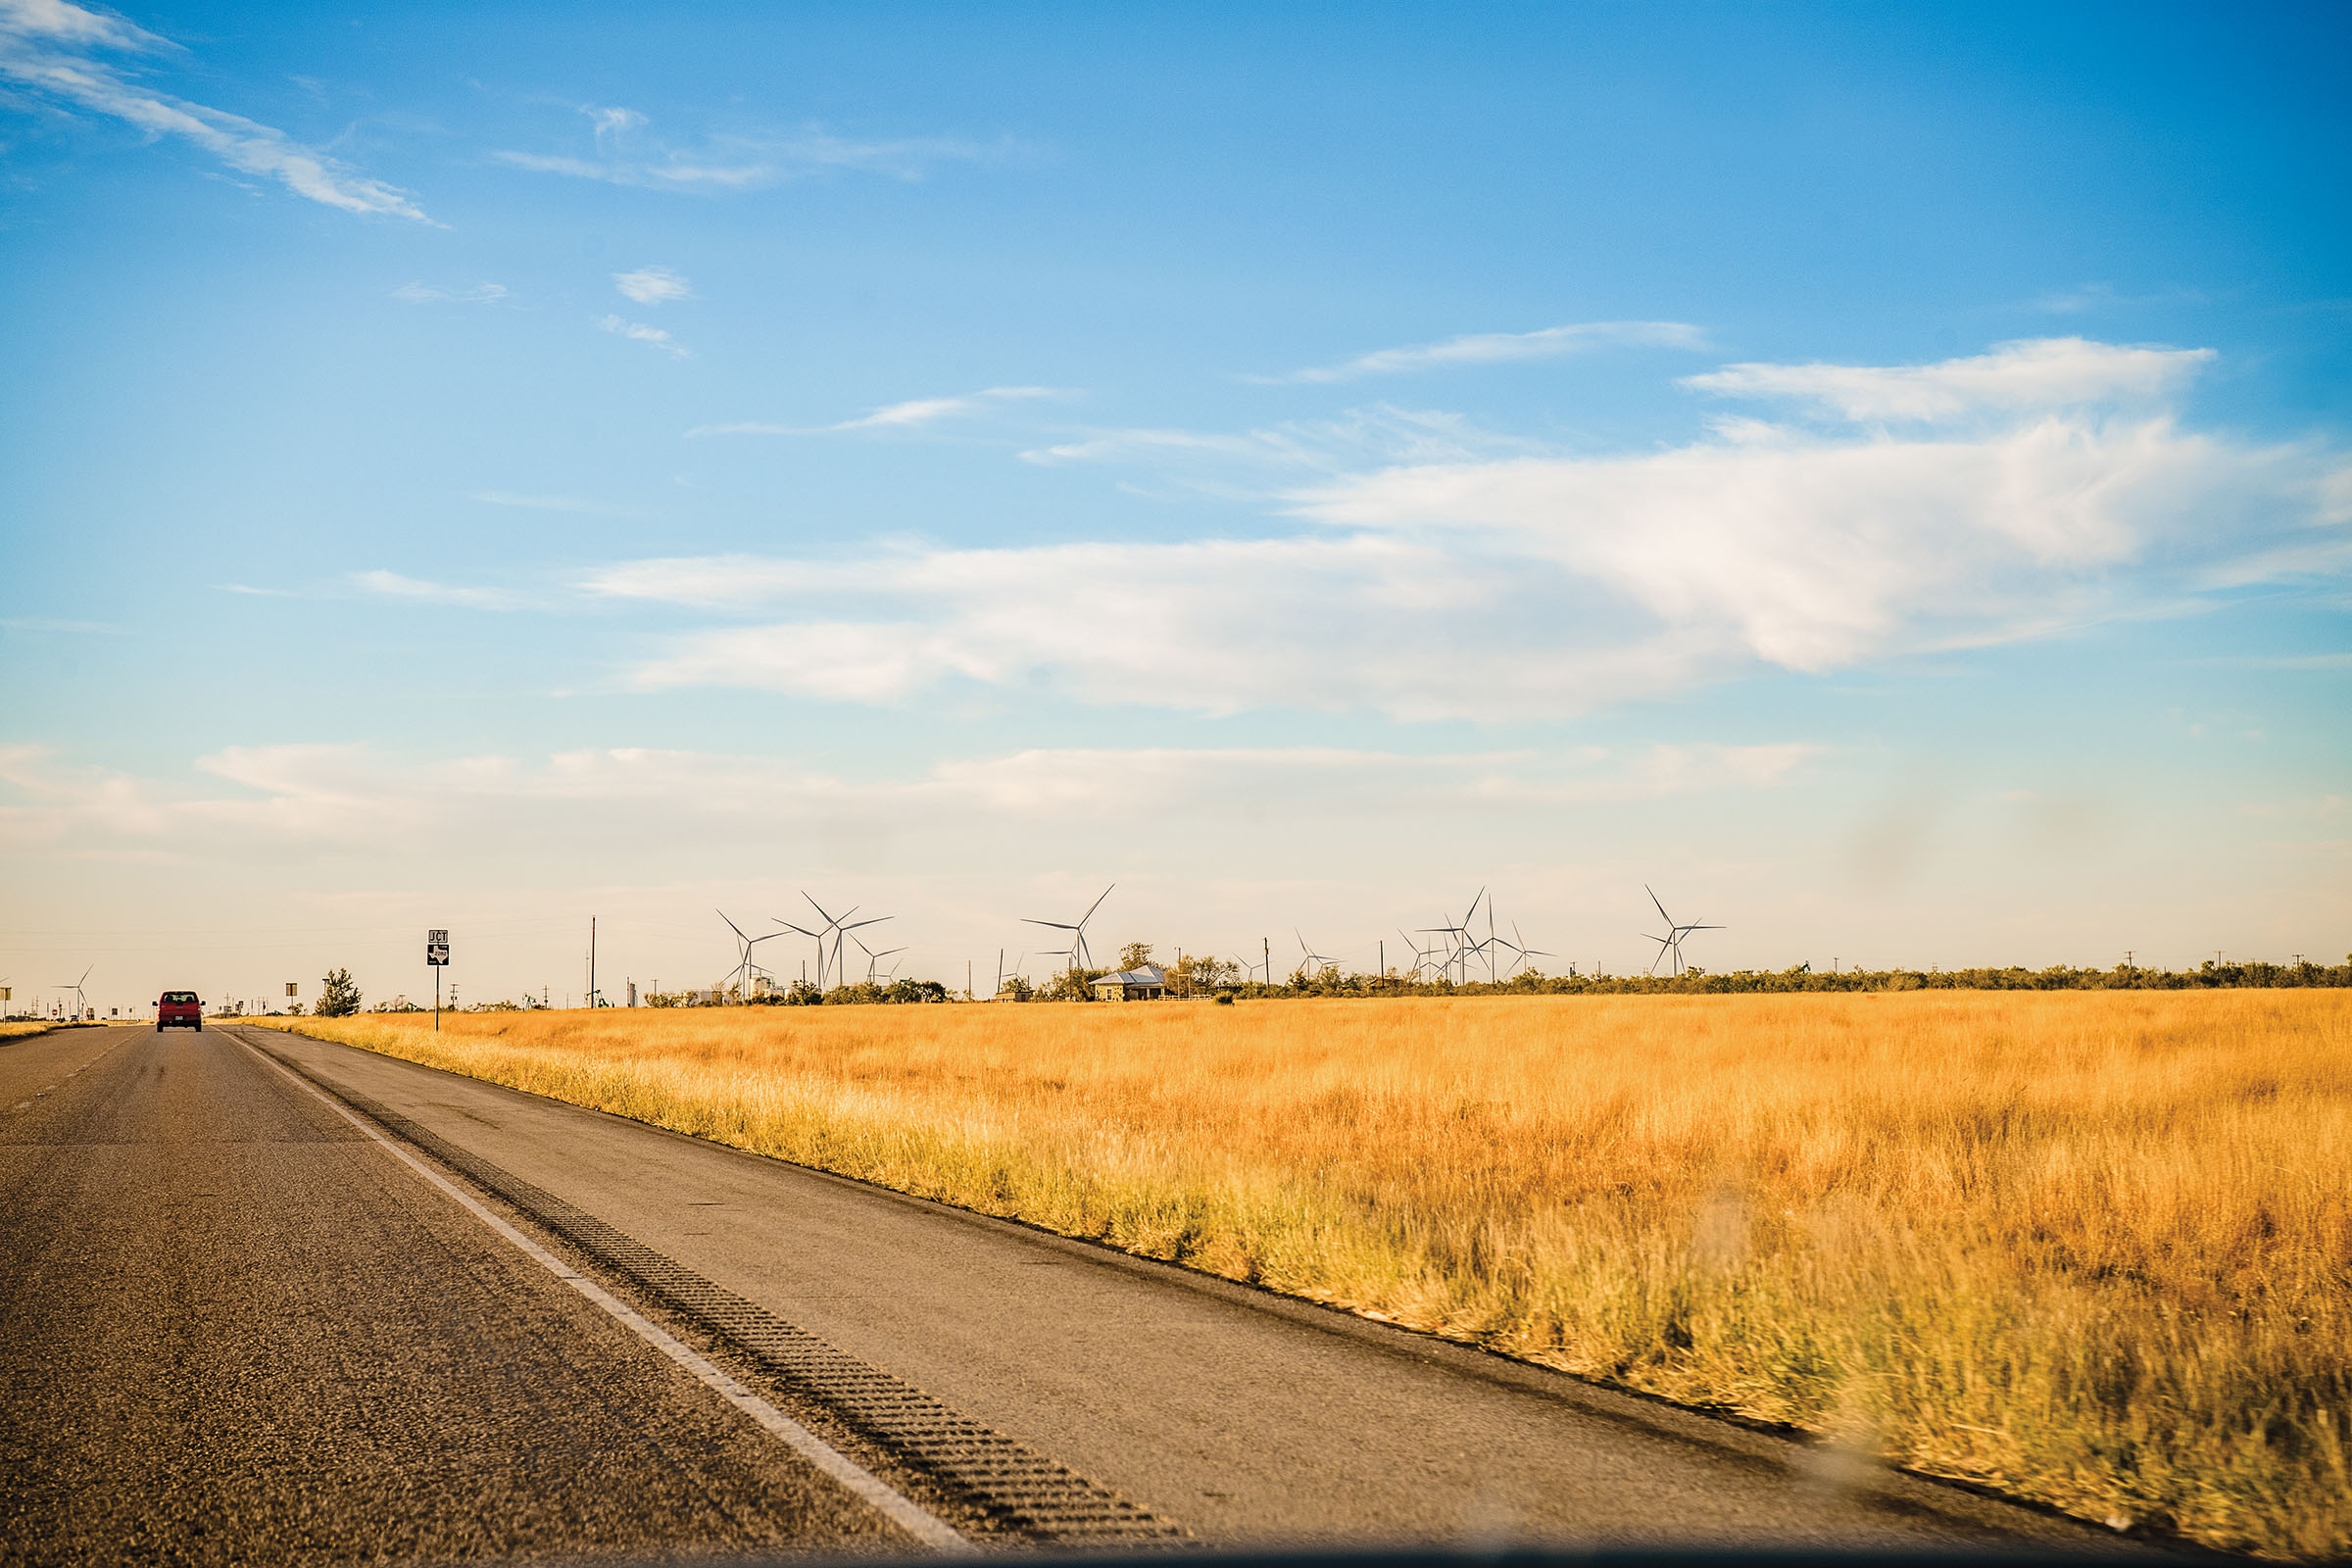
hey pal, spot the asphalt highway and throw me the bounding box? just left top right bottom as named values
left=0, top=1022, right=2142, bottom=1564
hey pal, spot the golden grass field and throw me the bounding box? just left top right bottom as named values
left=0, top=1021, right=64, bottom=1041
left=258, top=992, right=2352, bottom=1556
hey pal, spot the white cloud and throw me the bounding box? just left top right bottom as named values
left=598, top=315, right=690, bottom=359
left=612, top=266, right=692, bottom=305
left=690, top=385, right=1061, bottom=438
left=1260, top=320, right=1706, bottom=384
left=0, top=0, right=433, bottom=220
left=1683, top=337, right=2213, bottom=422
left=589, top=534, right=1721, bottom=719
left=392, top=282, right=508, bottom=305
left=493, top=109, right=995, bottom=193
left=587, top=342, right=2347, bottom=720
left=350, top=570, right=533, bottom=611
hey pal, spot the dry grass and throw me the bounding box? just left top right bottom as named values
left=257, top=992, right=2352, bottom=1556
left=0, top=1021, right=64, bottom=1041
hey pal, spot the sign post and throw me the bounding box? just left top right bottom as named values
left=426, top=929, right=450, bottom=1031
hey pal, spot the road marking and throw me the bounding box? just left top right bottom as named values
left=238, top=1035, right=973, bottom=1554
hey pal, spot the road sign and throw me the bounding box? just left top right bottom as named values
left=285, top=982, right=298, bottom=998
left=426, top=929, right=450, bottom=966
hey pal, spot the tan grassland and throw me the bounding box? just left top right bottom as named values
left=256, top=992, right=2352, bottom=1556
left=0, top=1021, right=64, bottom=1041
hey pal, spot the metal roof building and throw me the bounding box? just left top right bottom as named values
left=1092, top=962, right=1167, bottom=1001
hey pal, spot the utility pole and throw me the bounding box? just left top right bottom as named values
left=1262, top=936, right=1270, bottom=984
left=589, top=916, right=597, bottom=1008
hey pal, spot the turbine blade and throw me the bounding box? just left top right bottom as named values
left=1647, top=884, right=1672, bottom=924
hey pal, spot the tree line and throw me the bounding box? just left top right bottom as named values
left=284, top=952, right=2351, bottom=1017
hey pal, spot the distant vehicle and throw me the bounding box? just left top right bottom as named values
left=156, top=991, right=203, bottom=1031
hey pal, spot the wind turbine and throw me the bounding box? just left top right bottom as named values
left=854, top=931, right=908, bottom=986
left=775, top=907, right=838, bottom=989
left=1023, top=884, right=1114, bottom=975
left=717, top=911, right=783, bottom=999
left=1421, top=888, right=1489, bottom=983
left=56, top=965, right=91, bottom=1022
left=1641, top=885, right=1723, bottom=976
left=779, top=893, right=891, bottom=991
left=1296, top=930, right=1341, bottom=976
left=1507, top=921, right=1555, bottom=979
left=1396, top=929, right=1444, bottom=983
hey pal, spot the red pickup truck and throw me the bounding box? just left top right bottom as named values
left=157, top=991, right=203, bottom=1031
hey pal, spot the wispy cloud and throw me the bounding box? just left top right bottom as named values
left=392, top=281, right=508, bottom=305
left=691, top=385, right=1061, bottom=438
left=2033, top=281, right=2208, bottom=315
left=1018, top=405, right=1530, bottom=473
left=612, top=266, right=692, bottom=305
left=834, top=385, right=1056, bottom=430
left=588, top=105, right=646, bottom=145
left=0, top=616, right=120, bottom=633
left=350, top=570, right=533, bottom=611
left=0, top=738, right=1818, bottom=862
left=598, top=315, right=690, bottom=359
left=218, top=583, right=297, bottom=598
left=469, top=491, right=630, bottom=515
left=493, top=106, right=998, bottom=193
left=1257, top=320, right=1706, bottom=384
left=0, top=0, right=434, bottom=220
left=1683, top=337, right=2214, bottom=422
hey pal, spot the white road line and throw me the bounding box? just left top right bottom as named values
left=238, top=1034, right=974, bottom=1554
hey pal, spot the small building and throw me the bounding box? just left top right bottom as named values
left=1093, top=962, right=1167, bottom=1001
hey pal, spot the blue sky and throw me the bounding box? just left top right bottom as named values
left=3, top=1, right=2346, bottom=1011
